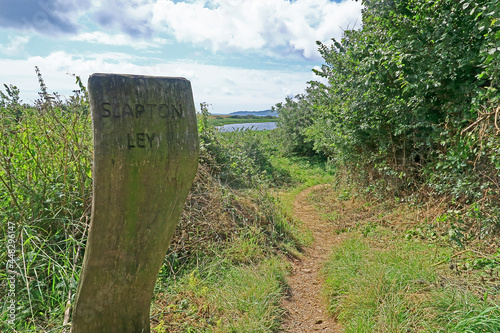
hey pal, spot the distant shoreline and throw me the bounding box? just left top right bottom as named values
left=216, top=122, right=277, bottom=132
left=208, top=114, right=277, bottom=126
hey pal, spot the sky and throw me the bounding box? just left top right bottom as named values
left=0, top=0, right=362, bottom=114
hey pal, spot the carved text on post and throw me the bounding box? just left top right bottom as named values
left=100, top=102, right=184, bottom=119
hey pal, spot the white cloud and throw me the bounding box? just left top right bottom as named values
left=0, top=51, right=316, bottom=113
left=71, top=31, right=170, bottom=49
left=0, top=0, right=362, bottom=59
left=91, top=0, right=362, bottom=59
left=1, top=35, right=31, bottom=56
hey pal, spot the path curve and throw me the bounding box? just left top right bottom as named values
left=281, top=184, right=342, bottom=332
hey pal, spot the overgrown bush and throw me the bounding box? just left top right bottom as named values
left=272, top=92, right=316, bottom=156
left=275, top=0, right=500, bottom=233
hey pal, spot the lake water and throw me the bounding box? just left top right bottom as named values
left=217, top=122, right=277, bottom=132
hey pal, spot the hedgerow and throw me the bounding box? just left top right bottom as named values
left=274, top=0, right=500, bottom=234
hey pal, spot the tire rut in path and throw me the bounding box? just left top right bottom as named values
left=281, top=185, right=342, bottom=332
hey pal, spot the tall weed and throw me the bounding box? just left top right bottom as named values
left=0, top=82, right=91, bottom=330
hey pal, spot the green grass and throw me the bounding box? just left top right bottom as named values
left=210, top=258, right=287, bottom=332
left=267, top=154, right=335, bottom=247
left=151, top=251, right=289, bottom=332
left=303, top=182, right=500, bottom=332
left=1, top=98, right=91, bottom=332
left=269, top=155, right=335, bottom=188
left=324, top=235, right=440, bottom=332
left=323, top=231, right=500, bottom=332
left=445, top=305, right=500, bottom=333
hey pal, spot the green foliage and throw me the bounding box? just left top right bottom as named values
left=269, top=155, right=335, bottom=188
left=198, top=105, right=289, bottom=188
left=198, top=102, right=221, bottom=166
left=275, top=0, right=500, bottom=232
left=446, top=305, right=500, bottom=332
left=310, top=181, right=500, bottom=332
left=217, top=130, right=276, bottom=187
left=324, top=236, right=435, bottom=332
left=0, top=73, right=300, bottom=331
left=0, top=84, right=23, bottom=121
left=315, top=0, right=486, bottom=173
left=210, top=258, right=286, bottom=332
left=0, top=76, right=91, bottom=330
left=273, top=93, right=316, bottom=155
left=152, top=257, right=287, bottom=333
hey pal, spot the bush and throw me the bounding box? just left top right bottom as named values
left=274, top=0, right=500, bottom=233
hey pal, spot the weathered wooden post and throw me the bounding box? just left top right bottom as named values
left=71, top=74, right=199, bottom=333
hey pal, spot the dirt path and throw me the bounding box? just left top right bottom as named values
left=281, top=185, right=343, bottom=332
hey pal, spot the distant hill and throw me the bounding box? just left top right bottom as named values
left=230, top=110, right=278, bottom=117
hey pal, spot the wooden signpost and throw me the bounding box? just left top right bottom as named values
left=71, top=74, right=199, bottom=333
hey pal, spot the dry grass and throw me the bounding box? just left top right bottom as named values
left=168, top=163, right=303, bottom=265
left=149, top=161, right=301, bottom=332
left=306, top=181, right=445, bottom=233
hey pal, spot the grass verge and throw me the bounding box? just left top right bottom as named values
left=152, top=257, right=288, bottom=333
left=324, top=234, right=500, bottom=332
left=310, top=184, right=500, bottom=332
